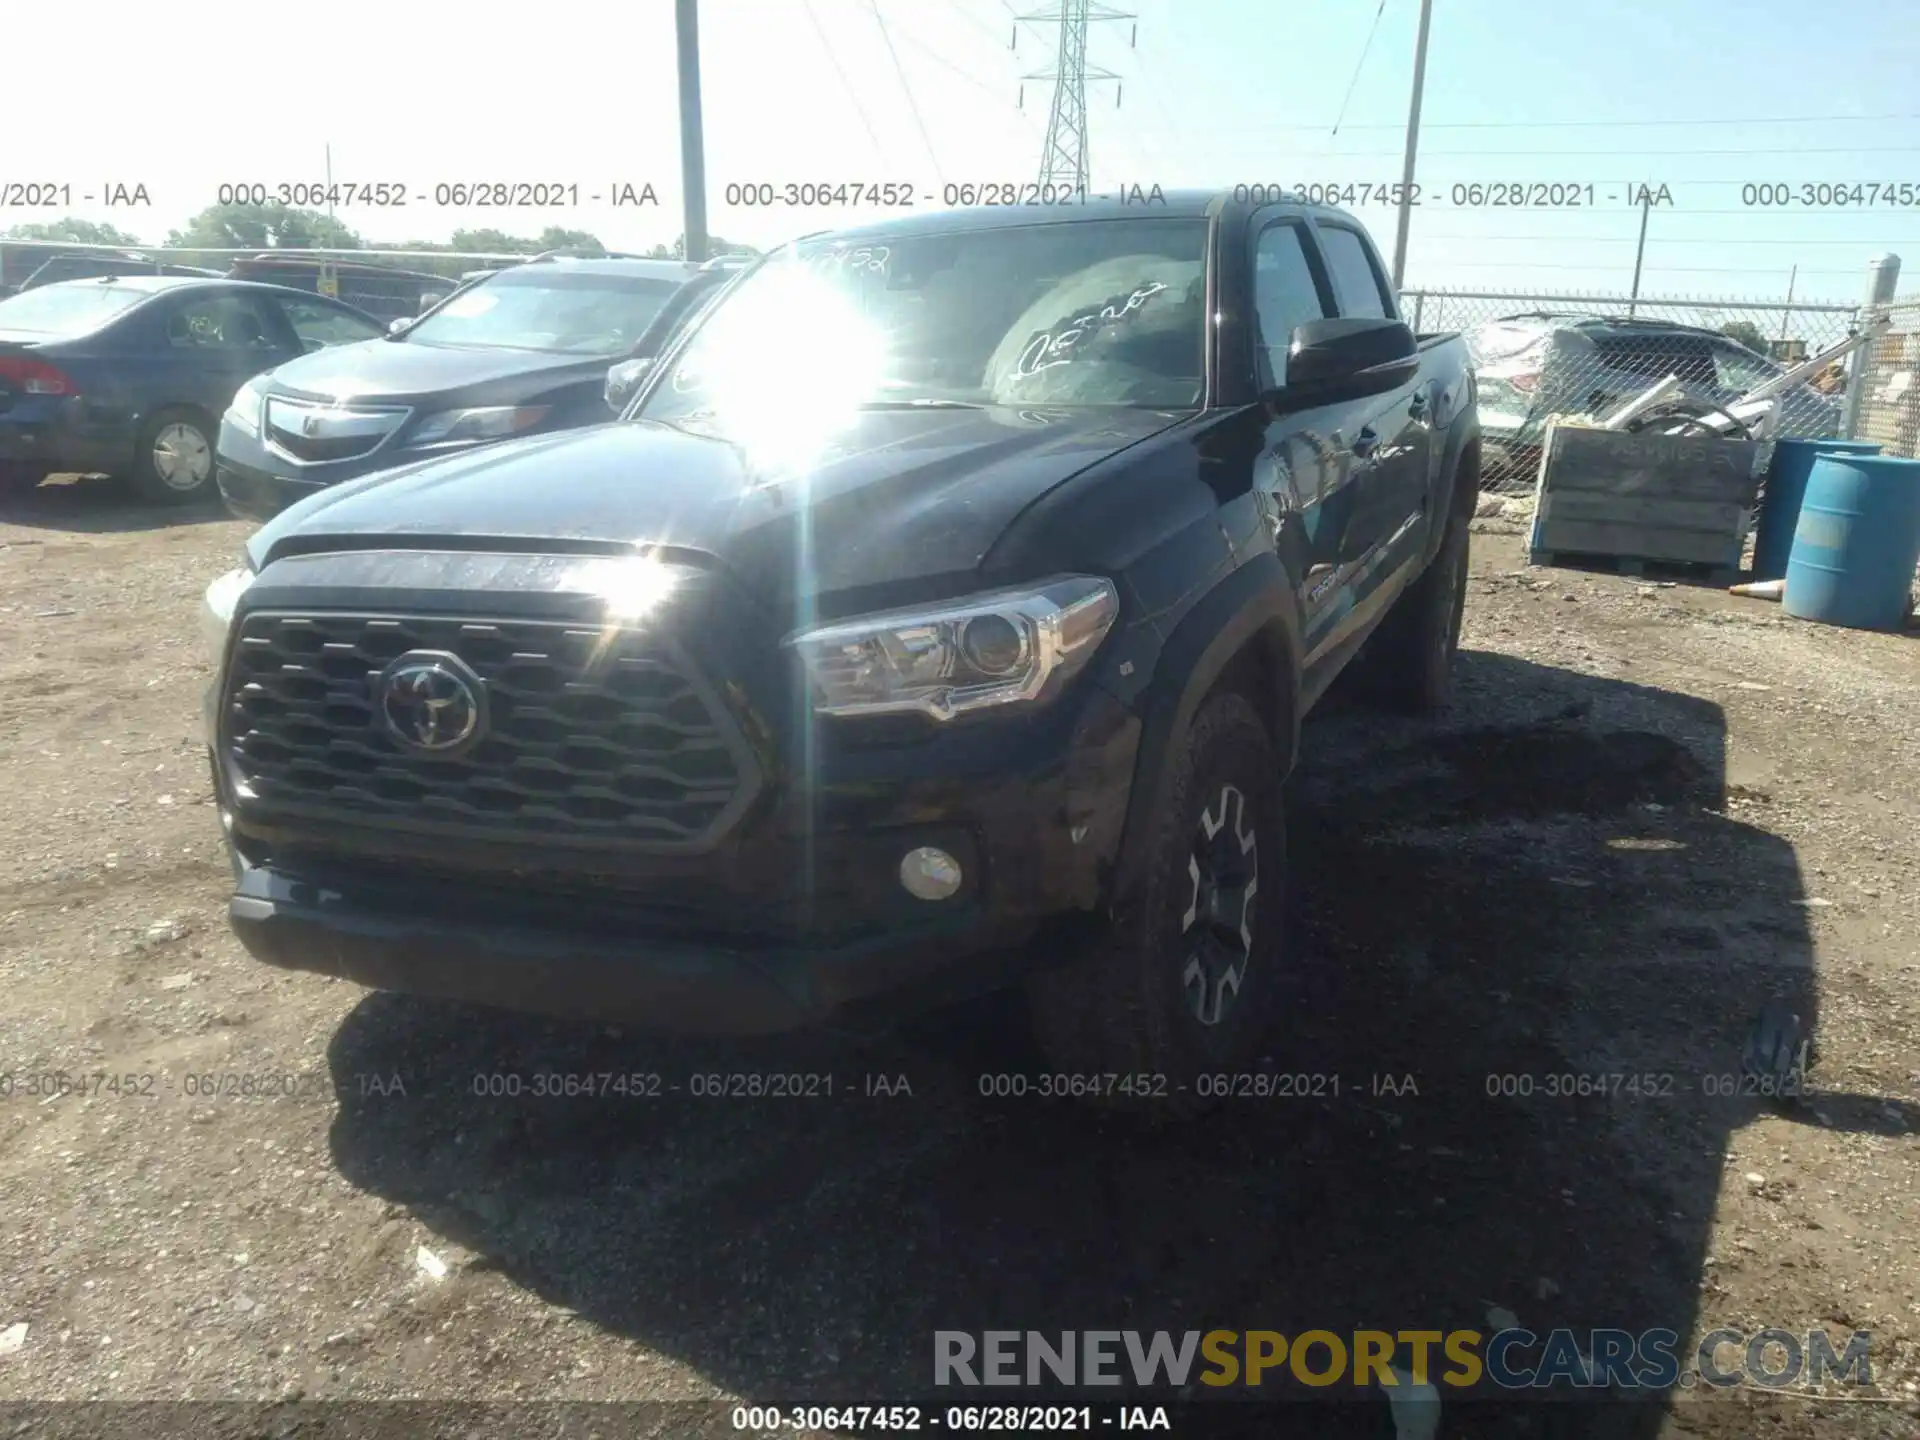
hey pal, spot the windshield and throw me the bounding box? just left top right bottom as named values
left=638, top=218, right=1209, bottom=439
left=0, top=283, right=145, bottom=335
left=404, top=268, right=687, bottom=355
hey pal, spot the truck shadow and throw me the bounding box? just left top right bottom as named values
left=324, top=649, right=1894, bottom=1436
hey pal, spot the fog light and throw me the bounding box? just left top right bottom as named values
left=899, top=846, right=963, bottom=901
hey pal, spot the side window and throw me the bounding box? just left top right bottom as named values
left=1252, top=222, right=1331, bottom=388
left=163, top=293, right=280, bottom=351
left=1315, top=225, right=1394, bottom=320
left=278, top=297, right=384, bottom=351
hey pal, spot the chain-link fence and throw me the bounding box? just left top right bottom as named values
left=1855, top=298, right=1920, bottom=460
left=1402, top=288, right=1863, bottom=492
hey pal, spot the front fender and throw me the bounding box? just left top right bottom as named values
left=1105, top=553, right=1301, bottom=910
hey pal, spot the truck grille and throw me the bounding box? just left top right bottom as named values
left=263, top=397, right=407, bottom=464
left=221, top=612, right=755, bottom=851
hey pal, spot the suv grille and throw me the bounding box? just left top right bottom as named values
left=263, top=397, right=407, bottom=464
left=221, top=613, right=754, bottom=851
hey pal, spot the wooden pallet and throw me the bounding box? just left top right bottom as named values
left=1527, top=426, right=1759, bottom=589
left=1527, top=548, right=1739, bottom=587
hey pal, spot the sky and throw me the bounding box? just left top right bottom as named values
left=6, top=0, right=1920, bottom=305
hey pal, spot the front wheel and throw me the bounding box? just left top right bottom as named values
left=128, top=408, right=217, bottom=504
left=1025, top=691, right=1285, bottom=1110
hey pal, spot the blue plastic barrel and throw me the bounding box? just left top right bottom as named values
left=1753, top=439, right=1882, bottom=582
left=1783, top=454, right=1920, bottom=631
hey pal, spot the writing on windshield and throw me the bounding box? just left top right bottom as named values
left=640, top=217, right=1209, bottom=421
left=1012, top=281, right=1170, bottom=379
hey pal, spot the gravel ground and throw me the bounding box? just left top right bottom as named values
left=1, top=476, right=1917, bottom=1440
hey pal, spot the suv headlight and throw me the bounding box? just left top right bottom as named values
left=200, top=567, right=255, bottom=665
left=786, top=576, right=1119, bottom=721
left=223, top=377, right=270, bottom=437
left=406, top=405, right=551, bottom=448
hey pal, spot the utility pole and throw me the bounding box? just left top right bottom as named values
left=1388, top=0, right=1434, bottom=290
left=1779, top=265, right=1797, bottom=342
left=1626, top=190, right=1651, bottom=318
left=675, top=0, right=710, bottom=263
left=1016, top=0, right=1135, bottom=194
left=1841, top=253, right=1901, bottom=441
left=320, top=143, right=338, bottom=298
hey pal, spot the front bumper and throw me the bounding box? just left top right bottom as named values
left=228, top=847, right=1063, bottom=1035
left=215, top=422, right=391, bottom=522
left=213, top=674, right=1140, bottom=1035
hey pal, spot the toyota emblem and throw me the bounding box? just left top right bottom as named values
left=378, top=652, right=486, bottom=753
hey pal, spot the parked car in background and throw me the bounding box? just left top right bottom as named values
left=0, top=242, right=75, bottom=298
left=18, top=252, right=224, bottom=289
left=0, top=276, right=385, bottom=502
left=1468, top=313, right=1842, bottom=480
left=224, top=256, right=457, bottom=324
left=215, top=256, right=705, bottom=521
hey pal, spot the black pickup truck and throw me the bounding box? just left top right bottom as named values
left=199, top=193, right=1479, bottom=1098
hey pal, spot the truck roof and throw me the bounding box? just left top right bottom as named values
left=808, top=188, right=1365, bottom=245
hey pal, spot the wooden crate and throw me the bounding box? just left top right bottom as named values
left=1527, top=424, right=1762, bottom=578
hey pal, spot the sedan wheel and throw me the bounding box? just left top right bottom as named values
left=129, top=409, right=218, bottom=504
left=152, top=422, right=212, bottom=492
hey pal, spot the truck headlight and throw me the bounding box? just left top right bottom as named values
left=200, top=567, right=255, bottom=665
left=406, top=405, right=550, bottom=448
left=223, top=377, right=270, bottom=437
left=786, top=576, right=1119, bottom=720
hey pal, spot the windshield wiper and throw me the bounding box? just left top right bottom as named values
left=855, top=398, right=987, bottom=411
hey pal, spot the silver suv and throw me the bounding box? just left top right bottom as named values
left=1468, top=313, right=1843, bottom=480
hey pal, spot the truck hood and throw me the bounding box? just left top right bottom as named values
left=249, top=406, right=1187, bottom=607
left=264, top=337, right=608, bottom=405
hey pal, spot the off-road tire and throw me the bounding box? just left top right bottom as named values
left=1348, top=494, right=1471, bottom=714
left=127, top=407, right=217, bottom=504
left=1025, top=691, right=1285, bottom=1112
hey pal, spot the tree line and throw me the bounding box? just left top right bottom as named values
left=2, top=205, right=759, bottom=279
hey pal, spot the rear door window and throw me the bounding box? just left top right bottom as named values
left=1315, top=225, right=1394, bottom=320
left=162, top=293, right=283, bottom=352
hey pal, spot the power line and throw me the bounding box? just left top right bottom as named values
left=934, top=0, right=1012, bottom=47
left=801, top=0, right=888, bottom=163
left=1163, top=112, right=1920, bottom=133
left=886, top=20, right=1018, bottom=98
left=1329, top=0, right=1389, bottom=139
left=867, top=0, right=947, bottom=184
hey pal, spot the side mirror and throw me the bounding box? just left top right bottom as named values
left=1282, top=318, right=1419, bottom=401
left=388, top=317, right=412, bottom=336
left=606, top=355, right=655, bottom=412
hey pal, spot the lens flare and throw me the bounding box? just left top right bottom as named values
left=675, top=261, right=889, bottom=473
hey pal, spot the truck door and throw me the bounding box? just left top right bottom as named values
left=1308, top=219, right=1432, bottom=597
left=1249, top=214, right=1349, bottom=667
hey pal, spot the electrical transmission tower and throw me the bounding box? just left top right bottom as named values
left=1013, top=0, right=1135, bottom=192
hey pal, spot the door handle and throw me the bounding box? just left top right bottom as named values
left=1407, top=391, right=1430, bottom=420
left=1352, top=427, right=1380, bottom=458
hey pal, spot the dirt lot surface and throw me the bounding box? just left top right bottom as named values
left=1, top=477, right=1917, bottom=1439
